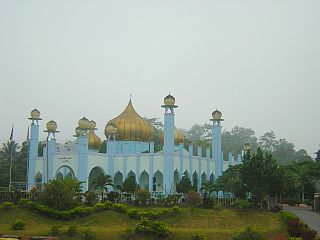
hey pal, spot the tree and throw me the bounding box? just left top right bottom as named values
left=222, top=126, right=258, bottom=158
left=176, top=176, right=192, bottom=195
left=0, top=141, right=20, bottom=187
left=216, top=165, right=247, bottom=198
left=287, top=161, right=320, bottom=203
left=135, top=186, right=151, bottom=204
left=273, top=139, right=295, bottom=165
left=123, top=176, right=137, bottom=193
left=92, top=174, right=113, bottom=201
left=41, top=178, right=82, bottom=210
left=258, top=131, right=278, bottom=152
left=293, top=149, right=313, bottom=163
left=240, top=147, right=285, bottom=202
left=316, top=149, right=320, bottom=162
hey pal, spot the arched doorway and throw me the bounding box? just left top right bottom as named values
left=88, top=166, right=105, bottom=191
left=210, top=172, right=215, bottom=182
left=114, top=171, right=123, bottom=192
left=174, top=169, right=180, bottom=192
left=153, top=170, right=163, bottom=192
left=139, top=170, right=149, bottom=190
left=201, top=172, right=207, bottom=186
left=192, top=171, right=198, bottom=191
left=55, top=166, right=75, bottom=179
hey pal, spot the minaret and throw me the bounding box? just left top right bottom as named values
left=27, top=109, right=42, bottom=190
left=162, top=94, right=177, bottom=194
left=105, top=123, right=118, bottom=192
left=43, top=120, right=59, bottom=184
left=211, top=109, right=223, bottom=179
left=77, top=117, right=90, bottom=191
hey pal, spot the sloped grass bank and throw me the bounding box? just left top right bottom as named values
left=0, top=207, right=286, bottom=240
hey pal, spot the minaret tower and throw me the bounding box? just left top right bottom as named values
left=162, top=94, right=177, bottom=194
left=77, top=117, right=90, bottom=191
left=27, top=109, right=42, bottom=190
left=43, top=120, right=59, bottom=183
left=211, top=109, right=223, bottom=179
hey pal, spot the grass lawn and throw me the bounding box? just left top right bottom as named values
left=0, top=206, right=287, bottom=239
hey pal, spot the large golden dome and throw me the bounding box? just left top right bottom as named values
left=105, top=99, right=153, bottom=141
left=160, top=127, right=184, bottom=145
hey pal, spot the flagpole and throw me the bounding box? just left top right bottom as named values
left=8, top=124, right=14, bottom=192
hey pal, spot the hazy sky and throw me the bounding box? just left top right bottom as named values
left=0, top=1, right=319, bottom=156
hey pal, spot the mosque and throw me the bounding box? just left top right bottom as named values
left=27, top=94, right=242, bottom=194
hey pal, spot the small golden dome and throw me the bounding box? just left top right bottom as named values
left=160, top=127, right=184, bottom=145
left=75, top=127, right=81, bottom=136
left=105, top=122, right=118, bottom=136
left=46, top=120, right=57, bottom=132
left=30, top=109, right=40, bottom=119
left=212, top=109, right=222, bottom=121
left=89, top=120, right=96, bottom=129
left=105, top=99, right=153, bottom=141
left=88, top=129, right=102, bottom=149
left=78, top=117, right=90, bottom=129
left=164, top=94, right=175, bottom=106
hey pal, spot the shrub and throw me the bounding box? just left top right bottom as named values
left=136, top=217, right=171, bottom=238
left=286, top=219, right=304, bottom=237
left=103, top=201, right=113, bottom=210
left=50, top=225, right=61, bottom=236
left=301, top=229, right=317, bottom=240
left=82, top=227, right=96, bottom=240
left=18, top=198, right=31, bottom=208
left=284, top=198, right=299, bottom=206
left=280, top=211, right=298, bottom=223
left=12, top=219, right=26, bottom=230
left=66, top=224, right=78, bottom=237
left=186, top=191, right=201, bottom=208
left=40, top=178, right=82, bottom=210
left=135, top=187, right=151, bottom=204
left=1, top=201, right=14, bottom=210
left=233, top=226, right=263, bottom=240
left=235, top=199, right=251, bottom=211
left=139, top=210, right=158, bottom=220
left=113, top=203, right=127, bottom=213
left=127, top=208, right=140, bottom=220
left=93, top=203, right=105, bottom=212
left=84, top=191, right=97, bottom=206
left=192, top=233, right=208, bottom=240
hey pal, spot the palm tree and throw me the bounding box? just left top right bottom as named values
left=287, top=161, right=320, bottom=203
left=92, top=174, right=114, bottom=201
left=0, top=141, right=19, bottom=188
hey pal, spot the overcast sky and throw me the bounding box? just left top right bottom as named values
left=0, top=0, right=319, bottom=156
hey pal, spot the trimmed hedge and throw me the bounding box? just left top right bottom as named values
left=127, top=206, right=180, bottom=220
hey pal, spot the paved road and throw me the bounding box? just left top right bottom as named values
left=284, top=206, right=320, bottom=236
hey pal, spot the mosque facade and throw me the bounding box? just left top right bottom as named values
left=27, top=94, right=242, bottom=194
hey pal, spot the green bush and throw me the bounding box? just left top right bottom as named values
left=235, top=199, right=251, bottom=211
left=12, top=219, right=26, bottom=230
left=127, top=208, right=140, bottom=219
left=280, top=210, right=298, bottom=223
left=66, top=224, right=78, bottom=237
left=192, top=233, right=208, bottom=240
left=50, top=224, right=61, bottom=236
left=1, top=201, right=14, bottom=210
left=103, top=201, right=113, bottom=210
left=136, top=217, right=172, bottom=238
left=233, top=226, right=263, bottom=240
left=26, top=201, right=36, bottom=209
left=284, top=198, right=299, bottom=206
left=84, top=191, right=97, bottom=206
left=18, top=198, right=31, bottom=208
left=82, top=227, right=96, bottom=240
left=93, top=203, right=105, bottom=212
left=113, top=203, right=127, bottom=213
